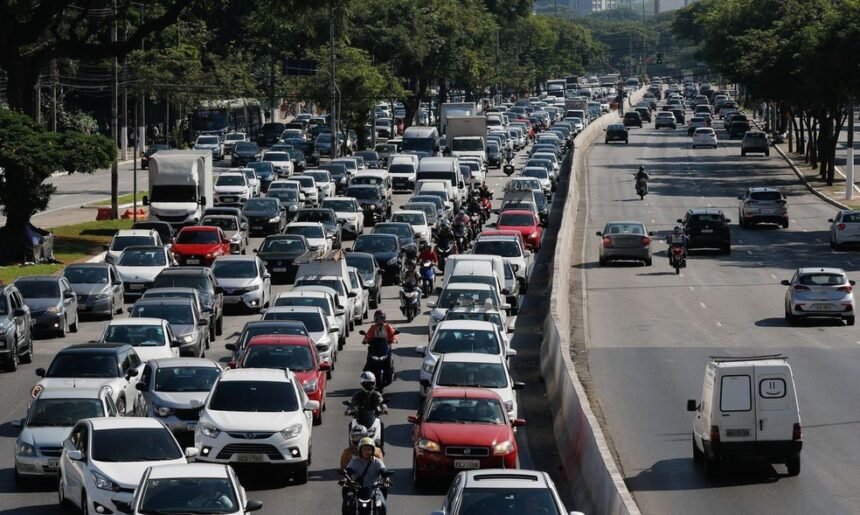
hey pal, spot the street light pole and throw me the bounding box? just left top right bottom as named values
left=329, top=1, right=337, bottom=159
left=847, top=99, right=855, bottom=200
left=110, top=0, right=119, bottom=219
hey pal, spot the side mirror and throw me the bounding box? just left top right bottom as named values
left=103, top=245, right=110, bottom=251
left=523, top=251, right=532, bottom=258
left=415, top=346, right=426, bottom=354
left=319, top=361, right=332, bottom=371
left=426, top=301, right=436, bottom=308
left=506, top=349, right=518, bottom=357
left=828, top=218, right=834, bottom=223
left=197, top=319, right=209, bottom=326
left=676, top=219, right=683, bottom=224
left=851, top=280, right=857, bottom=286
left=126, top=368, right=138, bottom=378
left=512, top=418, right=527, bottom=427
left=35, top=368, right=46, bottom=377
left=245, top=500, right=264, bottom=513
left=11, top=418, right=23, bottom=428
left=113, top=500, right=133, bottom=515
left=419, top=378, right=431, bottom=388
left=512, top=381, right=525, bottom=390
left=199, top=196, right=207, bottom=206
left=329, top=327, right=340, bottom=333
left=185, top=447, right=200, bottom=458
left=127, top=307, right=134, bottom=313
left=595, top=231, right=603, bottom=236
left=170, top=339, right=182, bottom=348
left=780, top=280, right=791, bottom=286
left=687, top=399, right=699, bottom=412
left=13, top=308, right=27, bottom=317
left=142, top=195, right=150, bottom=206
left=304, top=400, right=320, bottom=411
left=135, top=382, right=148, bottom=392
left=736, top=194, right=744, bottom=200
left=348, top=291, right=357, bottom=298
left=725, top=219, right=731, bottom=223
left=358, top=330, right=367, bottom=336
left=501, top=303, right=511, bottom=311
left=67, top=450, right=83, bottom=461
left=215, top=287, right=225, bottom=295
left=407, top=415, right=420, bottom=424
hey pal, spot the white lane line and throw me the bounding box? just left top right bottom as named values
left=699, top=302, right=707, bottom=309
left=716, top=321, right=723, bottom=328
left=689, top=286, right=695, bottom=292
left=815, top=238, right=823, bottom=243
left=848, top=260, right=855, bottom=266
left=707, top=203, right=713, bottom=207
left=770, top=273, right=778, bottom=279
left=746, top=250, right=753, bottom=255
left=738, top=239, right=744, bottom=244
left=651, top=219, right=656, bottom=224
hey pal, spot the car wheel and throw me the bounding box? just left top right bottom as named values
left=58, top=473, right=71, bottom=507
left=116, top=396, right=127, bottom=416
left=57, top=316, right=67, bottom=338
left=847, top=316, right=855, bottom=326
left=645, top=258, right=653, bottom=266
left=6, top=341, right=18, bottom=372
left=293, top=461, right=309, bottom=485
left=722, top=244, right=731, bottom=255
left=785, top=305, right=797, bottom=325
left=412, top=454, right=426, bottom=486
left=599, top=257, right=607, bottom=267
left=765, top=151, right=770, bottom=156
left=782, top=219, right=790, bottom=229
left=216, top=314, right=224, bottom=336
left=692, top=435, right=703, bottom=463
left=81, top=491, right=90, bottom=515
left=20, top=335, right=33, bottom=364
left=741, top=151, right=746, bottom=156
left=106, top=300, right=114, bottom=320
left=70, top=315, right=78, bottom=333
left=786, top=456, right=801, bottom=476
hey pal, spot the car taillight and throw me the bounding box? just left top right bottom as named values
left=792, top=423, right=802, bottom=441
left=640, top=236, right=651, bottom=246
left=838, top=223, right=846, bottom=231
left=793, top=285, right=810, bottom=292
left=710, top=425, right=720, bottom=443
left=602, top=236, right=612, bottom=247
left=837, top=285, right=853, bottom=293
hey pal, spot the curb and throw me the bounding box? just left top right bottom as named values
left=86, top=252, right=106, bottom=263
left=80, top=201, right=141, bottom=210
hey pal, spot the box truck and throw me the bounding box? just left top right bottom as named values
left=143, top=150, right=214, bottom=227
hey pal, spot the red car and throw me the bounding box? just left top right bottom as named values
left=172, top=226, right=231, bottom=266
left=408, top=387, right=524, bottom=481
left=237, top=334, right=330, bottom=424
left=495, top=210, right=542, bottom=250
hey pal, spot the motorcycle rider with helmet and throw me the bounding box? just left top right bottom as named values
left=340, top=425, right=384, bottom=470
left=635, top=165, right=650, bottom=182
left=342, top=437, right=388, bottom=515
left=349, top=371, right=386, bottom=415
left=363, top=309, right=398, bottom=345
left=478, top=182, right=493, bottom=200
left=417, top=241, right=439, bottom=267
left=666, top=226, right=690, bottom=264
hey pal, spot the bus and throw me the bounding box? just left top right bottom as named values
left=190, top=98, right=263, bottom=139
left=546, top=79, right=567, bottom=99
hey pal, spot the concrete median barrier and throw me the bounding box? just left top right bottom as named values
left=540, top=90, right=646, bottom=515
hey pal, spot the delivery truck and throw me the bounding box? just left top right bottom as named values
left=143, top=150, right=214, bottom=227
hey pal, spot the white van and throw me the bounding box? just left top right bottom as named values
left=387, top=154, right=420, bottom=192
left=415, top=180, right=455, bottom=213
left=687, top=354, right=802, bottom=476
left=416, top=157, right=464, bottom=207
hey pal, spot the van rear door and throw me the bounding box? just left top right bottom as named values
left=754, top=365, right=797, bottom=442
left=717, top=368, right=756, bottom=442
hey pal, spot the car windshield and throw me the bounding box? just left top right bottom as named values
left=216, top=175, right=245, bottom=187
left=92, top=427, right=182, bottom=462
left=322, top=199, right=356, bottom=212
left=63, top=267, right=109, bottom=284
left=47, top=354, right=118, bottom=378
left=391, top=213, right=424, bottom=225
left=345, top=255, right=374, bottom=279
left=260, top=238, right=305, bottom=253
left=274, top=297, right=328, bottom=312
left=247, top=162, right=272, bottom=175
left=438, top=289, right=497, bottom=309
left=209, top=380, right=299, bottom=412
left=473, top=240, right=521, bottom=257
left=688, top=214, right=724, bottom=224
left=286, top=225, right=324, bottom=238
left=243, top=345, right=314, bottom=371
left=346, top=187, right=381, bottom=200
left=797, top=273, right=846, bottom=286
left=374, top=224, right=411, bottom=238
left=431, top=330, right=500, bottom=355
left=111, top=236, right=155, bottom=252
left=201, top=217, right=238, bottom=231
left=153, top=274, right=210, bottom=292
left=235, top=142, right=257, bottom=152
left=459, top=489, right=561, bottom=515
left=27, top=399, right=104, bottom=427
left=425, top=398, right=506, bottom=424
left=842, top=213, right=860, bottom=223
left=242, top=170, right=256, bottom=181
left=507, top=180, right=540, bottom=192
left=499, top=213, right=534, bottom=226
left=155, top=366, right=220, bottom=392
left=176, top=230, right=220, bottom=245
left=296, top=211, right=333, bottom=223
left=118, top=249, right=166, bottom=267
left=306, top=172, right=329, bottom=183
left=354, top=236, right=397, bottom=252
left=445, top=311, right=503, bottom=328
left=750, top=191, right=783, bottom=201
left=295, top=278, right=344, bottom=295
left=139, top=477, right=238, bottom=515
left=132, top=304, right=194, bottom=325
left=197, top=137, right=219, bottom=145
left=262, top=311, right=324, bottom=332
left=103, top=324, right=165, bottom=346
left=437, top=362, right=508, bottom=388
left=16, top=280, right=59, bottom=299
left=523, top=169, right=548, bottom=179
left=268, top=190, right=299, bottom=202
left=295, top=177, right=314, bottom=188
left=388, top=164, right=414, bottom=174
left=212, top=260, right=258, bottom=279
left=239, top=324, right=308, bottom=346
left=245, top=199, right=279, bottom=212
left=264, top=152, right=289, bottom=161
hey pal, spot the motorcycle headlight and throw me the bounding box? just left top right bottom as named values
left=200, top=422, right=221, bottom=438
left=16, top=441, right=36, bottom=457
left=46, top=306, right=61, bottom=314
left=269, top=216, right=281, bottom=223
left=417, top=439, right=441, bottom=452
left=493, top=440, right=514, bottom=455
left=154, top=404, right=174, bottom=417
left=92, top=470, right=121, bottom=492
left=180, top=334, right=196, bottom=344
left=281, top=423, right=303, bottom=439
left=303, top=378, right=319, bottom=392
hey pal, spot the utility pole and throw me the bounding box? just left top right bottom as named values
left=329, top=1, right=337, bottom=159
left=847, top=99, right=855, bottom=200
left=111, top=0, right=119, bottom=219
left=121, top=18, right=128, bottom=161
left=50, top=59, right=57, bottom=132
left=137, top=3, right=146, bottom=158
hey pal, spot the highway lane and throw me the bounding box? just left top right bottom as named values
left=579, top=110, right=860, bottom=514
left=0, top=145, right=570, bottom=515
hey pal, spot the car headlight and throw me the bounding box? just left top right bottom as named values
left=289, top=205, right=298, bottom=212
left=154, top=404, right=174, bottom=417
left=206, top=252, right=216, bottom=258
left=281, top=423, right=303, bottom=439
left=16, top=441, right=36, bottom=457
left=303, top=378, right=319, bottom=392
left=46, top=306, right=61, bottom=314
left=200, top=422, right=221, bottom=438
left=31, top=384, right=44, bottom=398
left=422, top=360, right=436, bottom=374
left=92, top=470, right=121, bottom=492
left=246, top=284, right=260, bottom=291
left=0, top=325, right=8, bottom=336
left=93, top=293, right=110, bottom=300
left=180, top=334, right=196, bottom=344
left=493, top=440, right=515, bottom=455
left=230, top=234, right=241, bottom=243
left=269, top=216, right=281, bottom=223
left=363, top=280, right=375, bottom=289
left=418, top=439, right=441, bottom=452
left=386, top=256, right=398, bottom=266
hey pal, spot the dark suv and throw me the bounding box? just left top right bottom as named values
left=605, top=124, right=629, bottom=144
left=727, top=116, right=751, bottom=139
left=0, top=284, right=32, bottom=371
left=257, top=123, right=286, bottom=147
left=678, top=208, right=732, bottom=254
left=295, top=208, right=342, bottom=249
left=623, top=111, right=642, bottom=128
left=152, top=267, right=224, bottom=338
left=741, top=131, right=770, bottom=156
left=345, top=185, right=391, bottom=226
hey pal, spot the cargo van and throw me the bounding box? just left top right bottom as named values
left=416, top=157, right=464, bottom=206
left=443, top=256, right=511, bottom=314
left=687, top=354, right=802, bottom=476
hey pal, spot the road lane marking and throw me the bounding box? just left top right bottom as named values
left=651, top=219, right=656, bottom=224
left=738, top=239, right=744, bottom=244
left=815, top=238, right=823, bottom=243
left=716, top=321, right=723, bottom=327
left=699, top=302, right=707, bottom=309
left=689, top=286, right=695, bottom=292
left=746, top=250, right=753, bottom=255
left=770, top=273, right=778, bottom=279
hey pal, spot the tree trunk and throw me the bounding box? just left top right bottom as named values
left=791, top=110, right=802, bottom=154
left=355, top=124, right=368, bottom=151
left=403, top=77, right=426, bottom=131
left=4, top=58, right=42, bottom=118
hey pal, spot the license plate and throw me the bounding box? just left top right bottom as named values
left=236, top=454, right=264, bottom=463
left=726, top=429, right=751, bottom=438
left=187, top=259, right=200, bottom=265
left=273, top=267, right=287, bottom=273
left=46, top=458, right=59, bottom=469
left=762, top=209, right=774, bottom=214
left=186, top=422, right=197, bottom=431
left=700, top=229, right=713, bottom=233
left=814, top=304, right=835, bottom=311
left=128, top=284, right=143, bottom=290
left=252, top=225, right=263, bottom=230
left=454, top=459, right=480, bottom=469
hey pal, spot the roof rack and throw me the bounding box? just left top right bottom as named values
left=709, top=354, right=787, bottom=362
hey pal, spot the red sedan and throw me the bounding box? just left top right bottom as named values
left=172, top=226, right=231, bottom=266
left=237, top=334, right=330, bottom=424
left=408, top=387, right=524, bottom=482
left=496, top=210, right=542, bottom=250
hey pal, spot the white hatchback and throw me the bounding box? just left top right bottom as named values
left=427, top=353, right=523, bottom=418
left=692, top=127, right=718, bottom=149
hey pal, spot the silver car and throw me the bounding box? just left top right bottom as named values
left=200, top=214, right=249, bottom=255
left=136, top=357, right=222, bottom=436
left=738, top=187, right=788, bottom=228
left=596, top=221, right=653, bottom=266
left=193, top=135, right=223, bottom=160
left=782, top=267, right=855, bottom=326
left=211, top=255, right=271, bottom=312
left=829, top=210, right=860, bottom=249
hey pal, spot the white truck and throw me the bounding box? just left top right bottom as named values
left=439, top=102, right=477, bottom=139
left=445, top=116, right=487, bottom=167
left=144, top=150, right=214, bottom=227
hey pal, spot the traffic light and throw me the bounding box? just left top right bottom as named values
left=656, top=53, right=664, bottom=64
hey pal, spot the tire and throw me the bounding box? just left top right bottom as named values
left=599, top=257, right=607, bottom=267
left=782, top=219, right=790, bottom=229
left=412, top=454, right=426, bottom=486
left=847, top=316, right=855, bottom=326
left=293, top=461, right=309, bottom=484
left=20, top=335, right=33, bottom=364
left=722, top=244, right=731, bottom=255
left=116, top=396, right=127, bottom=416
left=216, top=314, right=224, bottom=336
left=703, top=455, right=718, bottom=478
left=6, top=342, right=18, bottom=372
left=58, top=473, right=71, bottom=508
left=645, top=258, right=653, bottom=267
left=81, top=491, right=90, bottom=515
left=786, top=456, right=800, bottom=476
left=741, top=151, right=746, bottom=156
left=57, top=316, right=67, bottom=338
left=70, top=315, right=78, bottom=333
left=692, top=435, right=704, bottom=464
left=107, top=300, right=114, bottom=320
left=785, top=306, right=797, bottom=325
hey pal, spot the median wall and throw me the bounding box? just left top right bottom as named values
left=541, top=90, right=645, bottom=515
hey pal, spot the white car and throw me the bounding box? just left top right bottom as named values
left=268, top=180, right=304, bottom=203
left=211, top=255, right=271, bottom=313
left=428, top=353, right=523, bottom=418
left=194, top=368, right=318, bottom=483
left=294, top=274, right=358, bottom=329
left=273, top=289, right=348, bottom=348
left=58, top=417, right=189, bottom=515
left=427, top=283, right=510, bottom=335
left=261, top=151, right=294, bottom=177
left=261, top=306, right=339, bottom=365
left=303, top=169, right=335, bottom=200
left=119, top=463, right=262, bottom=515
left=569, top=117, right=585, bottom=133
left=193, top=135, right=223, bottom=160
left=199, top=214, right=248, bottom=255
left=222, top=132, right=246, bottom=154
left=104, top=229, right=163, bottom=265
left=472, top=234, right=532, bottom=289
left=829, top=210, right=860, bottom=249
left=98, top=318, right=180, bottom=361
left=347, top=267, right=370, bottom=324
left=321, top=197, right=365, bottom=238
left=531, top=151, right=561, bottom=178
left=285, top=222, right=331, bottom=253
left=782, top=267, right=856, bottom=326
left=213, top=173, right=252, bottom=206
left=229, top=167, right=260, bottom=197
left=391, top=210, right=431, bottom=243
left=692, top=127, right=718, bottom=149
left=291, top=175, right=320, bottom=206
left=14, top=388, right=117, bottom=484
left=115, top=246, right=173, bottom=299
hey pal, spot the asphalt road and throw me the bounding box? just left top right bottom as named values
left=0, top=144, right=575, bottom=515
left=580, top=108, right=860, bottom=514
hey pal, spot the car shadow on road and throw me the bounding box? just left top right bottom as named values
left=625, top=458, right=782, bottom=492
left=0, top=421, right=21, bottom=438
left=756, top=317, right=846, bottom=328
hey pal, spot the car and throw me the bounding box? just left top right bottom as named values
left=295, top=208, right=343, bottom=249
left=58, top=417, right=189, bottom=515
left=232, top=167, right=260, bottom=197
left=321, top=197, right=365, bottom=239
left=246, top=161, right=275, bottom=192
left=346, top=184, right=391, bottom=226
left=691, top=127, right=718, bottom=148
left=737, top=187, right=789, bottom=228
left=213, top=172, right=252, bottom=206
left=203, top=206, right=248, bottom=228
left=727, top=114, right=751, bottom=138
left=152, top=267, right=224, bottom=339
left=782, top=268, right=855, bottom=325
left=634, top=106, right=652, bottom=123
left=428, top=283, right=509, bottom=335
left=129, top=298, right=209, bottom=358
left=424, top=353, right=523, bottom=418
left=171, top=226, right=231, bottom=267
left=655, top=112, right=677, bottom=129
left=521, top=167, right=553, bottom=196
left=141, top=144, right=169, bottom=169
left=0, top=283, right=33, bottom=371
left=286, top=149, right=308, bottom=174
left=257, top=122, right=286, bottom=147
left=433, top=469, right=580, bottom=515
left=193, top=135, right=223, bottom=160
left=238, top=335, right=330, bottom=423
left=595, top=221, right=654, bottom=266
left=408, top=387, right=524, bottom=482
left=303, top=169, right=335, bottom=200
left=211, top=255, right=271, bottom=313
left=33, top=343, right=142, bottom=415
left=603, top=124, right=629, bottom=144
left=200, top=215, right=249, bottom=255
left=222, top=132, right=247, bottom=154
left=291, top=175, right=320, bottom=206
left=14, top=387, right=117, bottom=485
left=741, top=131, right=770, bottom=156
left=104, top=229, right=163, bottom=265
left=829, top=210, right=860, bottom=249
left=261, top=151, right=294, bottom=177
left=372, top=221, right=418, bottom=255
left=98, top=318, right=181, bottom=362
left=131, top=221, right=176, bottom=246
left=226, top=320, right=309, bottom=362
left=345, top=251, right=383, bottom=309
left=292, top=271, right=360, bottom=330
left=141, top=287, right=214, bottom=334
left=347, top=267, right=370, bottom=323
left=390, top=210, right=431, bottom=243
left=670, top=108, right=686, bottom=124
left=241, top=197, right=287, bottom=236
left=193, top=368, right=318, bottom=483
left=14, top=276, right=78, bottom=338
left=62, top=263, right=125, bottom=319
left=353, top=234, right=403, bottom=285
left=622, top=111, right=642, bottom=128
left=411, top=194, right=451, bottom=221
left=261, top=305, right=339, bottom=365
left=677, top=208, right=732, bottom=254
left=496, top=210, right=542, bottom=251
left=115, top=246, right=175, bottom=299
left=272, top=289, right=348, bottom=349
left=687, top=116, right=708, bottom=136
left=285, top=221, right=332, bottom=253
left=231, top=141, right=261, bottom=167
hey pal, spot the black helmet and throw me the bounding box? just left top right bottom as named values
left=638, top=165, right=645, bottom=172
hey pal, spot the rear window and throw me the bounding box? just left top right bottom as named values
left=842, top=213, right=860, bottom=223
left=797, top=273, right=846, bottom=286
left=720, top=375, right=751, bottom=412
left=688, top=214, right=724, bottom=224
left=749, top=191, right=783, bottom=201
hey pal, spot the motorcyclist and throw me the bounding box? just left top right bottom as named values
left=453, top=208, right=471, bottom=226
left=343, top=437, right=388, bottom=515
left=505, top=147, right=514, bottom=164
left=348, top=371, right=386, bottom=414
left=666, top=226, right=690, bottom=263
left=436, top=218, right=455, bottom=245
left=478, top=182, right=493, bottom=200
left=362, top=310, right=398, bottom=345
left=417, top=241, right=439, bottom=268
left=634, top=165, right=650, bottom=182
left=340, top=425, right=384, bottom=470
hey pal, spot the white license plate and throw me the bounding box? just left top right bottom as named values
left=46, top=458, right=59, bottom=469
left=814, top=304, right=836, bottom=311
left=726, top=429, right=750, bottom=438
left=454, top=459, right=480, bottom=469
left=236, top=454, right=264, bottom=463
left=700, top=229, right=713, bottom=233
left=252, top=226, right=263, bottom=230
left=187, top=259, right=200, bottom=265
left=186, top=422, right=197, bottom=431
left=128, top=284, right=144, bottom=290
left=762, top=209, right=774, bottom=214
left=273, top=267, right=287, bottom=273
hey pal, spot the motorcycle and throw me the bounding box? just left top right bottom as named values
left=669, top=244, right=687, bottom=274
left=399, top=283, right=421, bottom=321
left=419, top=261, right=435, bottom=297
left=453, top=222, right=470, bottom=253
left=340, top=469, right=393, bottom=515
left=434, top=240, right=458, bottom=272
left=360, top=331, right=396, bottom=391
left=635, top=177, right=648, bottom=200
left=343, top=398, right=386, bottom=449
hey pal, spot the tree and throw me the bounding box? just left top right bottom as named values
left=0, top=110, right=116, bottom=263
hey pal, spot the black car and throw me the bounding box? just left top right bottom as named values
left=670, top=108, right=686, bottom=124
left=231, top=142, right=260, bottom=166
left=634, top=107, right=652, bottom=123
left=345, top=251, right=383, bottom=309
left=353, top=234, right=403, bottom=285
left=141, top=144, right=169, bottom=169
left=286, top=149, right=307, bottom=173
left=255, top=234, right=311, bottom=283
left=728, top=118, right=751, bottom=139
left=14, top=276, right=78, bottom=338
left=487, top=143, right=502, bottom=168
left=152, top=267, right=224, bottom=338
left=373, top=143, right=397, bottom=167
left=353, top=150, right=381, bottom=169
left=281, top=138, right=317, bottom=166
left=346, top=185, right=390, bottom=226
left=319, top=162, right=349, bottom=194
left=266, top=189, right=302, bottom=220
left=741, top=131, right=770, bottom=156
left=247, top=161, right=275, bottom=192
left=605, top=124, right=629, bottom=144
left=294, top=208, right=342, bottom=249
left=372, top=222, right=418, bottom=255
left=678, top=208, right=732, bottom=255
left=132, top=221, right=176, bottom=245
left=257, top=122, right=286, bottom=147
left=0, top=283, right=32, bottom=371
left=242, top=197, right=286, bottom=236
left=623, top=111, right=643, bottom=128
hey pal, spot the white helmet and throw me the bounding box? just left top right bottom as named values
left=360, top=371, right=376, bottom=391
